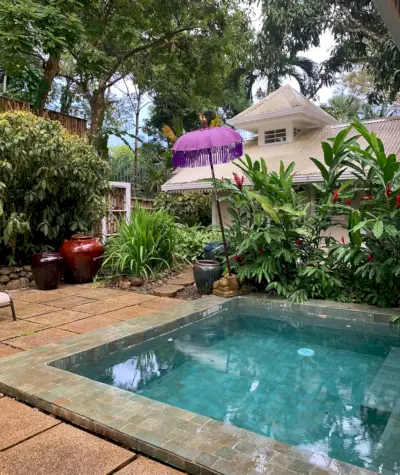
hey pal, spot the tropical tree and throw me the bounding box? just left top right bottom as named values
left=321, top=93, right=362, bottom=122
left=255, top=0, right=400, bottom=100
left=0, top=0, right=83, bottom=113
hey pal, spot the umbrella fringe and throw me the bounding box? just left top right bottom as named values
left=172, top=142, right=243, bottom=168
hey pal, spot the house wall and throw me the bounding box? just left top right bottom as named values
left=211, top=193, right=232, bottom=227
left=257, top=118, right=293, bottom=147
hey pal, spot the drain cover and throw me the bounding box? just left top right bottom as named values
left=297, top=348, right=315, bottom=357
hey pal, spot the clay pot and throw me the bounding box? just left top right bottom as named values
left=59, top=235, right=104, bottom=284
left=31, top=252, right=64, bottom=290
left=193, top=260, right=222, bottom=295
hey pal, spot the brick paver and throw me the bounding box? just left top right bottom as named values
left=0, top=398, right=60, bottom=450
left=11, top=289, right=71, bottom=303
left=0, top=321, right=47, bottom=341
left=71, top=298, right=133, bottom=315
left=0, top=301, right=59, bottom=319
left=0, top=422, right=135, bottom=475
left=46, top=296, right=96, bottom=309
left=116, top=456, right=183, bottom=474
left=6, top=328, right=75, bottom=350
left=26, top=309, right=90, bottom=327
left=0, top=343, right=21, bottom=357
left=101, top=306, right=156, bottom=321
left=59, top=315, right=120, bottom=334
left=140, top=297, right=185, bottom=310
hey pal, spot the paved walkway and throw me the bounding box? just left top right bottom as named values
left=0, top=284, right=185, bottom=474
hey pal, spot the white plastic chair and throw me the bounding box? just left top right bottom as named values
left=0, top=292, right=16, bottom=321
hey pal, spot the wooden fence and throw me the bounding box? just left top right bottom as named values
left=0, top=96, right=87, bottom=138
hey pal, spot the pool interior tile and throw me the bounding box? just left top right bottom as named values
left=1, top=295, right=398, bottom=475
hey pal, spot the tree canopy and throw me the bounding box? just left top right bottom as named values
left=256, top=0, right=400, bottom=100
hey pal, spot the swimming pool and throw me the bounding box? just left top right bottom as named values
left=70, top=303, right=400, bottom=473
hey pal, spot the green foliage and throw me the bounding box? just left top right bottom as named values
left=154, top=192, right=211, bottom=227
left=223, top=119, right=400, bottom=308
left=257, top=0, right=400, bottom=100
left=174, top=224, right=221, bottom=263
left=102, top=207, right=175, bottom=279
left=217, top=156, right=342, bottom=303
left=0, top=111, right=110, bottom=264
left=108, top=145, right=134, bottom=181
left=327, top=119, right=400, bottom=307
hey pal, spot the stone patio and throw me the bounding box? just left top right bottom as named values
left=0, top=283, right=185, bottom=474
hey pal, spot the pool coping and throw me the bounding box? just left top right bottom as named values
left=1, top=294, right=399, bottom=475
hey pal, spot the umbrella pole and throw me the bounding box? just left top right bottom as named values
left=208, top=151, right=232, bottom=275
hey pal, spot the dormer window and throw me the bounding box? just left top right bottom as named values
left=264, top=128, right=287, bottom=144
left=294, top=127, right=302, bottom=138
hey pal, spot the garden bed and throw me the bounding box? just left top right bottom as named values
left=105, top=266, right=202, bottom=301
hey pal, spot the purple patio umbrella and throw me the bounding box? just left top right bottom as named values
left=172, top=126, right=243, bottom=275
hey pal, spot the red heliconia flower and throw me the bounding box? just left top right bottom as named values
left=233, top=173, right=245, bottom=191
left=296, top=239, right=301, bottom=247
left=258, top=248, right=264, bottom=255
left=361, top=195, right=373, bottom=201
left=397, top=195, right=400, bottom=209
left=341, top=236, right=345, bottom=244
left=233, top=255, right=240, bottom=262
left=368, top=255, right=373, bottom=262
left=333, top=189, right=339, bottom=203
left=386, top=183, right=391, bottom=198
left=345, top=199, right=352, bottom=206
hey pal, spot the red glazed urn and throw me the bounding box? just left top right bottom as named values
left=59, top=234, right=104, bottom=284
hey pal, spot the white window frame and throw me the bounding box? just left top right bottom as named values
left=264, top=128, right=287, bottom=145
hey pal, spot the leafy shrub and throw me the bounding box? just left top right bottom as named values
left=218, top=157, right=341, bottom=302
left=154, top=192, right=211, bottom=227
left=327, top=119, right=400, bottom=307
left=102, top=207, right=175, bottom=279
left=174, top=224, right=221, bottom=263
left=0, top=111, right=110, bottom=264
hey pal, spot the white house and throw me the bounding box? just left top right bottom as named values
left=161, top=85, right=400, bottom=240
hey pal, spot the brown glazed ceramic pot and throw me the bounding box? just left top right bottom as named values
left=31, top=252, right=64, bottom=290
left=59, top=234, right=104, bottom=284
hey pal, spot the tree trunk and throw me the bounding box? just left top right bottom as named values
left=88, top=83, right=108, bottom=158
left=133, top=91, right=142, bottom=193
left=60, top=79, right=73, bottom=114
left=36, top=51, right=61, bottom=115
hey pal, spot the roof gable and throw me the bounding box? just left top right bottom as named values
left=228, top=85, right=337, bottom=128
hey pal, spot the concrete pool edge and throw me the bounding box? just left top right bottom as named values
left=0, top=295, right=398, bottom=475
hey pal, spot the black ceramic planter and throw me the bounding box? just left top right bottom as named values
left=193, top=259, right=222, bottom=295
left=31, top=252, right=64, bottom=290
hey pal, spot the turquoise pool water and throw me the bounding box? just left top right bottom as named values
left=71, top=311, right=400, bottom=473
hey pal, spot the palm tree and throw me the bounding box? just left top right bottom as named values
left=321, top=93, right=362, bottom=123
left=239, top=44, right=320, bottom=100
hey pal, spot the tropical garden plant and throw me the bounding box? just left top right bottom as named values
left=102, top=207, right=175, bottom=279
left=220, top=119, right=400, bottom=308
left=154, top=192, right=212, bottom=227
left=173, top=224, right=221, bottom=263
left=0, top=111, right=110, bottom=264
